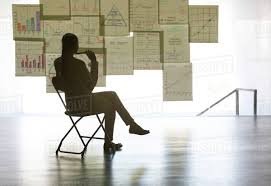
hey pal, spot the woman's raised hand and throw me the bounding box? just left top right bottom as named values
left=86, top=50, right=97, bottom=62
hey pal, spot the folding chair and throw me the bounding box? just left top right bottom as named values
left=52, top=77, right=115, bottom=158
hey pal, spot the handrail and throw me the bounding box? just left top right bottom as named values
left=197, top=88, right=257, bottom=116
left=236, top=88, right=256, bottom=92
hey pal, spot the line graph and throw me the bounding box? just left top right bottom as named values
left=163, top=63, right=192, bottom=101
left=189, top=5, right=218, bottom=43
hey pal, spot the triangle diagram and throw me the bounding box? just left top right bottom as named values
left=104, top=5, right=127, bottom=26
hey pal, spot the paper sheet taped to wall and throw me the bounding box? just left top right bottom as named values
left=40, top=0, right=70, bottom=18
left=105, top=37, right=133, bottom=75
left=70, top=0, right=100, bottom=16
left=130, top=0, right=159, bottom=31
left=133, top=32, right=162, bottom=70
left=162, top=24, right=190, bottom=63
left=44, top=17, right=103, bottom=54
left=15, top=41, right=45, bottom=76
left=12, top=4, right=44, bottom=40
left=44, top=20, right=73, bottom=53
left=101, top=0, right=129, bottom=36
left=159, top=0, right=188, bottom=24
left=189, top=5, right=219, bottom=43
left=72, top=16, right=104, bottom=48
left=163, top=63, right=192, bottom=101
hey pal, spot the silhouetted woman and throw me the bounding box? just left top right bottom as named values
left=54, top=33, right=149, bottom=151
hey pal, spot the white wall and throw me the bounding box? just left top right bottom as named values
left=0, top=0, right=270, bottom=116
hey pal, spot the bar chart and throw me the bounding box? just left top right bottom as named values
left=13, top=5, right=43, bottom=39
left=16, top=41, right=45, bottom=76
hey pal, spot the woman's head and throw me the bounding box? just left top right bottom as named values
left=62, top=33, right=79, bottom=55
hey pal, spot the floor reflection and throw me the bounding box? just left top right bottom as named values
left=1, top=116, right=271, bottom=185
left=103, top=153, right=114, bottom=186
left=163, top=127, right=190, bottom=186
left=129, top=167, right=146, bottom=185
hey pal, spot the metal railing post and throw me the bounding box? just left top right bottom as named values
left=236, top=89, right=239, bottom=116
left=254, top=90, right=257, bottom=116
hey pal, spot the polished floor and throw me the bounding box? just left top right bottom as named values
left=0, top=115, right=271, bottom=186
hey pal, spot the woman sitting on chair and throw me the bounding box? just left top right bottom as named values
left=54, top=33, right=150, bottom=152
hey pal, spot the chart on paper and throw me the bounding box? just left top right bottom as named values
left=16, top=41, right=45, bottom=76
left=130, top=0, right=159, bottom=31
left=163, top=63, right=192, bottom=101
left=70, top=0, right=99, bottom=16
left=134, top=32, right=162, bottom=70
left=105, top=36, right=133, bottom=75
left=72, top=16, right=104, bottom=48
left=101, top=0, right=129, bottom=36
left=44, top=20, right=73, bottom=53
left=40, top=0, right=70, bottom=17
left=162, top=24, right=190, bottom=63
left=159, top=0, right=188, bottom=24
left=189, top=5, right=218, bottom=43
left=12, top=4, right=43, bottom=40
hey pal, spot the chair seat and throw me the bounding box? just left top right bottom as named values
left=65, top=111, right=92, bottom=117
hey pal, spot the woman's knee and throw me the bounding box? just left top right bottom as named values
left=105, top=91, right=118, bottom=99
left=108, top=91, right=117, bottom=96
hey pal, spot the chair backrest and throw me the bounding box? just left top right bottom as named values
left=52, top=76, right=67, bottom=108
left=52, top=76, right=66, bottom=92
left=52, top=76, right=92, bottom=116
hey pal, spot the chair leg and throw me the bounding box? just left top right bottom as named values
left=96, top=115, right=116, bottom=152
left=70, top=116, right=86, bottom=146
left=82, top=124, right=103, bottom=155
left=82, top=115, right=106, bottom=153
left=56, top=116, right=85, bottom=156
left=56, top=114, right=115, bottom=157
